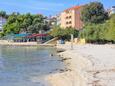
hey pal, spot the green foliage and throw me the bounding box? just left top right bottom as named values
left=50, top=26, right=65, bottom=37
left=80, top=23, right=106, bottom=42
left=80, top=14, right=115, bottom=43
left=3, top=13, right=49, bottom=35
left=3, top=13, right=21, bottom=34
left=50, top=26, right=79, bottom=40
left=80, top=2, right=115, bottom=43
left=81, top=2, right=108, bottom=24
left=0, top=32, right=5, bottom=38
left=104, top=14, right=115, bottom=41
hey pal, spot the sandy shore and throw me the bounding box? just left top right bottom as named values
left=46, top=44, right=115, bottom=86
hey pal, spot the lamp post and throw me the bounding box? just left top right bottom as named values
left=71, top=34, right=74, bottom=50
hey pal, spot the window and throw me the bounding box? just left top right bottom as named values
left=66, top=16, right=68, bottom=19
left=66, top=22, right=68, bottom=24
left=66, top=16, right=71, bottom=19
left=69, top=21, right=72, bottom=24
left=69, top=16, right=71, bottom=18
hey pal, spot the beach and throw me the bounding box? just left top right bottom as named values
left=46, top=44, right=115, bottom=86
left=1, top=40, right=115, bottom=86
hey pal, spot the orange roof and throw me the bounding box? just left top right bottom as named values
left=64, top=6, right=81, bottom=12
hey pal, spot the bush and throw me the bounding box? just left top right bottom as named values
left=104, top=14, right=115, bottom=41
left=80, top=23, right=108, bottom=43
left=80, top=15, right=115, bottom=43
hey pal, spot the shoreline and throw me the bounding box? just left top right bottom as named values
left=46, top=45, right=92, bottom=86
left=46, top=44, right=115, bottom=86
left=1, top=41, right=115, bottom=86
left=0, top=40, right=55, bottom=47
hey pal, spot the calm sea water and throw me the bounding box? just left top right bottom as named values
left=0, top=46, right=65, bottom=86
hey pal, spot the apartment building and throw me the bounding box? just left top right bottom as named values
left=0, top=16, right=7, bottom=31
left=60, top=6, right=83, bottom=30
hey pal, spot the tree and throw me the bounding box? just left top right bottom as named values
left=79, top=14, right=115, bottom=43
left=81, top=2, right=108, bottom=24
left=79, top=2, right=114, bottom=43
left=3, top=12, right=20, bottom=34
left=50, top=26, right=65, bottom=38
left=0, top=11, right=8, bottom=18
left=3, top=13, right=49, bottom=35
left=31, top=15, right=44, bottom=33
left=50, top=26, right=79, bottom=40
left=21, top=13, right=33, bottom=32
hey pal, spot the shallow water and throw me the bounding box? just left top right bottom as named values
left=0, top=46, right=65, bottom=86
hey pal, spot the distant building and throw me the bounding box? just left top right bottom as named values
left=60, top=5, right=83, bottom=30
left=45, top=15, right=58, bottom=29
left=56, top=14, right=61, bottom=26
left=110, top=6, right=115, bottom=15
left=0, top=16, right=7, bottom=31
left=50, top=16, right=57, bottom=26
left=108, top=6, right=115, bottom=15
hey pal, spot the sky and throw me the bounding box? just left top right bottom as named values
left=0, top=0, right=114, bottom=16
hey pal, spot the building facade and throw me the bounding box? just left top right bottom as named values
left=60, top=6, right=83, bottom=30
left=56, top=14, right=61, bottom=26
left=110, top=6, right=115, bottom=15
left=0, top=16, right=7, bottom=31
left=108, top=6, right=115, bottom=16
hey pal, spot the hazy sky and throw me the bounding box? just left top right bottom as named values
left=0, top=0, right=114, bottom=16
